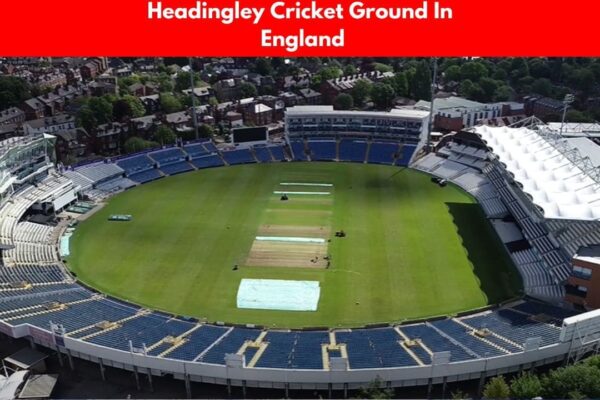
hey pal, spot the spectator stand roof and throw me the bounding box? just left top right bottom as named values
left=474, top=125, right=600, bottom=221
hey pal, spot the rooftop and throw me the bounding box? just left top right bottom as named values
left=475, top=125, right=600, bottom=221
left=545, top=122, right=600, bottom=138
left=574, top=244, right=600, bottom=265
left=285, top=105, right=430, bottom=120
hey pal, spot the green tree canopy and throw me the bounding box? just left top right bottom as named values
left=482, top=376, right=510, bottom=400
left=334, top=93, right=354, bottom=110
left=343, top=64, right=358, bottom=76
left=0, top=76, right=31, bottom=110
left=510, top=372, right=543, bottom=399
left=239, top=82, right=258, bottom=98
left=412, top=60, right=432, bottom=101
left=351, top=79, right=373, bottom=106
left=159, top=93, right=183, bottom=113
left=542, top=364, right=600, bottom=399
left=531, top=78, right=553, bottom=97
left=355, top=378, right=394, bottom=399
left=444, top=65, right=462, bottom=82
left=153, top=125, right=177, bottom=145
left=123, top=136, right=159, bottom=154
left=175, top=71, right=202, bottom=92
left=113, top=95, right=145, bottom=120
left=253, top=58, right=273, bottom=76
left=460, top=61, right=489, bottom=82
left=370, top=83, right=396, bottom=109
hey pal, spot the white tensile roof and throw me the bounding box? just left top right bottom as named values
left=475, top=125, right=600, bottom=221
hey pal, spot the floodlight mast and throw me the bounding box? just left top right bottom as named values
left=426, top=57, right=438, bottom=152
left=560, top=93, right=575, bottom=137
left=189, top=57, right=199, bottom=141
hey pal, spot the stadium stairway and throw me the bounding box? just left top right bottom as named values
left=394, top=327, right=428, bottom=366
left=304, top=138, right=312, bottom=161
left=149, top=324, right=202, bottom=357
left=364, top=140, right=372, bottom=163
left=69, top=309, right=151, bottom=340
left=238, top=331, right=269, bottom=368
left=453, top=318, right=522, bottom=353
left=5, top=294, right=100, bottom=322
left=248, top=147, right=261, bottom=164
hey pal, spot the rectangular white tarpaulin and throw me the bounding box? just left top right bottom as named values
left=237, top=279, right=320, bottom=311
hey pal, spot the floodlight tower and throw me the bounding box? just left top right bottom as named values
left=426, top=57, right=438, bottom=152
left=189, top=57, right=200, bottom=141
left=560, top=93, right=575, bottom=137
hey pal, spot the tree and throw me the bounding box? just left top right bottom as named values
left=384, top=73, right=409, bottom=98
left=493, top=85, right=513, bottom=101
left=0, top=76, right=31, bottom=110
left=117, top=75, right=141, bottom=92
left=542, top=364, right=600, bottom=399
left=567, top=68, right=595, bottom=94
left=311, top=66, right=343, bottom=88
left=88, top=97, right=113, bottom=125
left=334, top=93, right=354, bottom=110
left=373, top=62, right=393, bottom=73
left=510, top=372, right=543, bottom=399
left=153, top=125, right=177, bottom=145
left=370, top=83, right=396, bottom=109
left=198, top=124, right=214, bottom=138
left=482, top=376, right=510, bottom=400
left=155, top=73, right=174, bottom=92
left=529, top=58, right=551, bottom=79
left=531, top=78, right=553, bottom=97
left=123, top=136, right=158, bottom=154
left=351, top=79, right=373, bottom=106
left=412, top=60, right=432, bottom=101
left=113, top=95, right=145, bottom=121
left=460, top=61, right=488, bottom=82
left=444, top=65, right=462, bottom=82
left=355, top=378, right=394, bottom=399
left=343, top=64, right=358, bottom=76
left=76, top=106, right=97, bottom=132
left=491, top=68, right=508, bottom=81
left=175, top=71, right=201, bottom=92
left=239, top=82, right=258, bottom=98
left=584, top=354, right=600, bottom=370
left=479, top=77, right=499, bottom=102
left=510, top=58, right=530, bottom=81
left=394, top=72, right=409, bottom=97
left=450, top=389, right=469, bottom=400
left=566, top=109, right=594, bottom=122
left=159, top=93, right=183, bottom=113
left=253, top=58, right=273, bottom=76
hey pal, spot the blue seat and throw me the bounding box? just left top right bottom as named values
left=165, top=325, right=229, bottom=361
left=395, top=144, right=417, bottom=166
left=308, top=141, right=336, bottom=161
left=201, top=328, right=260, bottom=365
left=191, top=155, right=224, bottom=169
left=290, top=140, right=307, bottom=161
left=160, top=161, right=193, bottom=176
left=269, top=146, right=286, bottom=161
left=183, top=143, right=209, bottom=158
left=150, top=148, right=186, bottom=165
left=129, top=169, right=162, bottom=184
left=339, top=140, right=367, bottom=162
left=253, top=146, right=273, bottom=163
left=222, top=149, right=256, bottom=165
left=368, top=142, right=398, bottom=164
left=117, top=155, right=155, bottom=175
left=399, top=324, right=475, bottom=362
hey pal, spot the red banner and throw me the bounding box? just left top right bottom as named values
left=1, top=0, right=599, bottom=56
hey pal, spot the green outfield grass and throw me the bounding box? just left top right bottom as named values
left=67, top=162, right=522, bottom=328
